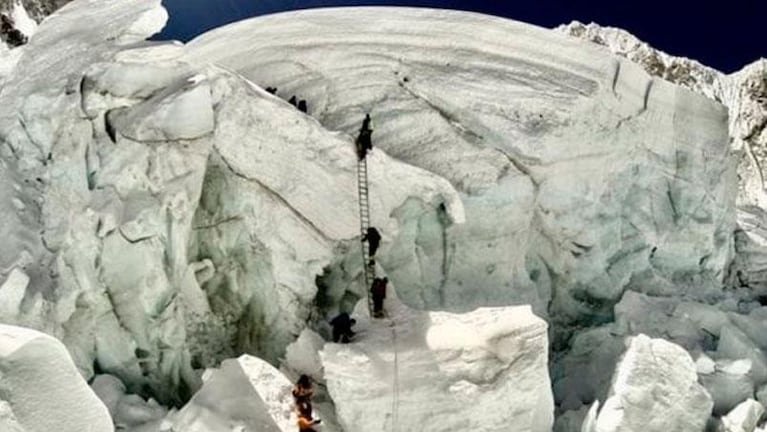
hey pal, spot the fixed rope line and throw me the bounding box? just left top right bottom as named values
left=390, top=321, right=400, bottom=432
left=354, top=117, right=399, bottom=432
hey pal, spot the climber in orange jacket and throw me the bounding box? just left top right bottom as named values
left=297, top=400, right=321, bottom=432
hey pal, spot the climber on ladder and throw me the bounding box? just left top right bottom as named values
left=362, top=227, right=381, bottom=265
left=356, top=113, right=373, bottom=160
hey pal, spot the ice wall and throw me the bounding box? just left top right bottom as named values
left=184, top=7, right=735, bottom=336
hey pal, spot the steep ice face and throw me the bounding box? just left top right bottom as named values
left=0, top=0, right=465, bottom=406
left=0, top=324, right=113, bottom=432
left=557, top=22, right=767, bottom=296
left=320, top=290, right=553, bottom=432
left=184, top=8, right=735, bottom=337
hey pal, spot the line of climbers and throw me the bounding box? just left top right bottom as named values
left=355, top=114, right=388, bottom=318
left=291, top=114, right=392, bottom=431
left=265, top=87, right=308, bottom=113
left=292, top=374, right=321, bottom=432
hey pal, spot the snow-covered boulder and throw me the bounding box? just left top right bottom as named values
left=169, top=355, right=295, bottom=432
left=592, top=335, right=712, bottom=432
left=320, top=288, right=552, bottom=432
left=0, top=324, right=113, bottom=432
left=720, top=399, right=765, bottom=432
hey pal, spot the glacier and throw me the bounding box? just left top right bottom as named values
left=0, top=0, right=766, bottom=431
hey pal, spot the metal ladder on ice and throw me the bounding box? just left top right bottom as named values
left=355, top=120, right=399, bottom=432
left=357, top=156, right=376, bottom=317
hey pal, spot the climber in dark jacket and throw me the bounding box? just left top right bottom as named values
left=297, top=100, right=308, bottom=113
left=371, top=277, right=388, bottom=318
left=288, top=95, right=298, bottom=107
left=355, top=113, right=373, bottom=160
left=292, top=374, right=315, bottom=404
left=330, top=312, right=356, bottom=343
left=1, top=14, right=26, bottom=48
left=362, top=227, right=382, bottom=262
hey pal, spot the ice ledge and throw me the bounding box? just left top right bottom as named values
left=320, top=287, right=552, bottom=431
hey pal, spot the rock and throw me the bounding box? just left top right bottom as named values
left=320, top=289, right=553, bottom=432
left=0, top=324, right=113, bottom=432
left=593, top=335, right=712, bottom=432
left=169, top=355, right=295, bottom=432
left=720, top=399, right=765, bottom=432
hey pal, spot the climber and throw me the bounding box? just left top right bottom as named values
left=298, top=100, right=308, bottom=113
left=329, top=312, right=356, bottom=343
left=355, top=113, right=373, bottom=160
left=371, top=277, right=388, bottom=318
left=289, top=95, right=298, bottom=107
left=361, top=227, right=382, bottom=263
left=292, top=374, right=315, bottom=404
left=0, top=13, right=26, bottom=48
left=265, top=87, right=278, bottom=94
left=297, top=400, right=321, bottom=432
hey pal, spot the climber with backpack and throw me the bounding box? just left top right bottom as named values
left=292, top=374, right=315, bottom=404
left=355, top=113, right=373, bottom=160
left=371, top=277, right=388, bottom=318
left=329, top=312, right=356, bottom=343
left=362, top=227, right=382, bottom=263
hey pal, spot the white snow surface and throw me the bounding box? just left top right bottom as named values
left=320, top=287, right=553, bottom=432
left=0, top=324, right=113, bottom=432
left=593, top=334, right=713, bottom=432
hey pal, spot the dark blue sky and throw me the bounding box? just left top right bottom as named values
left=157, top=0, right=765, bottom=73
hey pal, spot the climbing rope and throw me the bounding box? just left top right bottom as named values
left=390, top=320, right=400, bottom=432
